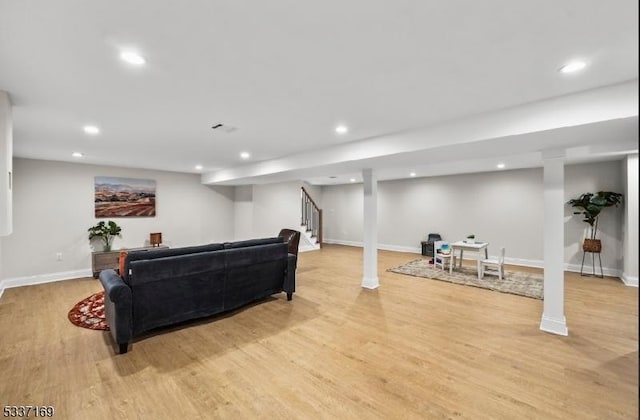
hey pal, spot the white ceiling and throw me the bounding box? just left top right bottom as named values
left=0, top=1, right=638, bottom=185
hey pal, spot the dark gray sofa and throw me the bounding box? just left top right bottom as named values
left=99, top=237, right=296, bottom=354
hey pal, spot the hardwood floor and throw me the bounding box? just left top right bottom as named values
left=0, top=244, right=637, bottom=419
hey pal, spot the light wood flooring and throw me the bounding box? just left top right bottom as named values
left=0, top=244, right=637, bottom=419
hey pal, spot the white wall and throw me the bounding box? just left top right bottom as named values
left=323, top=183, right=364, bottom=245
left=231, top=181, right=322, bottom=241
left=0, top=158, right=234, bottom=281
left=322, top=160, right=625, bottom=272
left=233, top=185, right=254, bottom=240
left=323, top=168, right=544, bottom=260
left=251, top=181, right=305, bottom=238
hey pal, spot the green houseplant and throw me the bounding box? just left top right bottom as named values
left=465, top=234, right=475, bottom=244
left=567, top=191, right=623, bottom=252
left=88, top=220, right=122, bottom=252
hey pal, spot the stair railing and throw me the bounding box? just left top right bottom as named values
left=301, top=187, right=322, bottom=247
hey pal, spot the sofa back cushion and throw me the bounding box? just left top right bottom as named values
left=224, top=242, right=288, bottom=311
left=122, top=243, right=224, bottom=284
left=223, top=237, right=284, bottom=249
left=129, top=251, right=227, bottom=335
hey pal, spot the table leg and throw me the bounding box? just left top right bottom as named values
left=477, top=253, right=482, bottom=280
left=449, top=249, right=454, bottom=274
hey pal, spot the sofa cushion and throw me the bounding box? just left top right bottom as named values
left=122, top=243, right=224, bottom=284
left=224, top=243, right=288, bottom=311
left=128, top=251, right=227, bottom=335
left=223, top=237, right=284, bottom=249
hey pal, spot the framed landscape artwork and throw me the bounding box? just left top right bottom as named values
left=94, top=176, right=156, bottom=217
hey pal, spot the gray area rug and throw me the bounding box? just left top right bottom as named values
left=388, top=259, right=543, bottom=299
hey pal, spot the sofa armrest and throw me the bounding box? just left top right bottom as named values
left=99, top=269, right=133, bottom=352
left=284, top=253, right=297, bottom=296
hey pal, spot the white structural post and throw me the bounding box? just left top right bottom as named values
left=622, top=154, right=639, bottom=287
left=362, top=168, right=379, bottom=289
left=540, top=151, right=568, bottom=336
left=0, top=91, right=12, bottom=237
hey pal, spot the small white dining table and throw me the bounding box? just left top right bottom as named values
left=449, top=241, right=489, bottom=280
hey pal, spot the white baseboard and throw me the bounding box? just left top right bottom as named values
left=540, top=314, right=569, bottom=336
left=323, top=238, right=363, bottom=248
left=361, top=276, right=380, bottom=289
left=621, top=272, right=639, bottom=287
left=0, top=269, right=93, bottom=299
left=563, top=263, right=622, bottom=279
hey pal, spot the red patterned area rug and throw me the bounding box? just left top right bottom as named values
left=67, top=291, right=110, bottom=331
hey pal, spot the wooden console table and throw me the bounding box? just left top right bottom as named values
left=91, top=245, right=168, bottom=278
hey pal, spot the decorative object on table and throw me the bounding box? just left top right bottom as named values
left=150, top=232, right=162, bottom=247
left=464, top=234, right=475, bottom=244
left=94, top=176, right=156, bottom=217
left=567, top=191, right=623, bottom=277
left=88, top=220, right=122, bottom=252
left=388, top=259, right=542, bottom=299
left=67, top=291, right=109, bottom=331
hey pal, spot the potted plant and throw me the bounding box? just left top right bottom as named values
left=567, top=191, right=623, bottom=252
left=465, top=234, right=475, bottom=244
left=88, top=220, right=122, bottom=252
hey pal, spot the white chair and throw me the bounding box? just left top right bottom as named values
left=481, top=247, right=505, bottom=280
left=433, top=241, right=455, bottom=271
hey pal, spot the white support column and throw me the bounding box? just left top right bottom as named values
left=0, top=91, right=12, bottom=237
left=362, top=168, right=379, bottom=289
left=540, top=151, right=568, bottom=336
left=622, top=154, right=638, bottom=287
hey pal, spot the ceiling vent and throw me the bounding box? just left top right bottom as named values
left=211, top=123, right=237, bottom=133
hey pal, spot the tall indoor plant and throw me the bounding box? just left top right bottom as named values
left=567, top=191, right=623, bottom=252
left=88, top=220, right=122, bottom=252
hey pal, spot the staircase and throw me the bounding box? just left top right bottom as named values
left=300, top=187, right=322, bottom=252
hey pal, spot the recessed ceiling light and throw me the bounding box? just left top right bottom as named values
left=72, top=152, right=83, bottom=158
left=120, top=51, right=146, bottom=66
left=240, top=152, right=250, bottom=159
left=350, top=178, right=356, bottom=183
left=335, top=125, right=348, bottom=135
left=195, top=165, right=203, bottom=171
left=559, top=60, right=586, bottom=74
left=410, top=172, right=416, bottom=177
left=83, top=125, right=100, bottom=135
left=497, top=163, right=506, bottom=169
